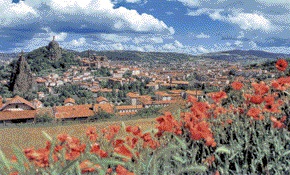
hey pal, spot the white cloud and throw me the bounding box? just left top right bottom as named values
left=151, top=37, right=164, bottom=44
left=228, top=12, right=273, bottom=31
left=196, top=33, right=210, bottom=38
left=0, top=0, right=174, bottom=35
left=237, top=31, right=244, bottom=39
left=99, top=34, right=131, bottom=43
left=70, top=37, right=86, bottom=47
left=125, top=0, right=141, bottom=3
left=0, top=0, right=38, bottom=26
left=249, top=41, right=258, bottom=48
left=234, top=40, right=243, bottom=47
left=176, top=0, right=200, bottom=7
left=197, top=46, right=209, bottom=53
left=188, top=9, right=273, bottom=31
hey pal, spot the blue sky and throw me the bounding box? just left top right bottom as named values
left=1, top=0, right=290, bottom=54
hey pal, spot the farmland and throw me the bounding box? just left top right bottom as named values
left=0, top=118, right=156, bottom=158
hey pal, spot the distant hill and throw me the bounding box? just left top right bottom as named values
left=198, top=49, right=290, bottom=64
left=74, top=50, right=194, bottom=62
left=0, top=52, right=18, bottom=61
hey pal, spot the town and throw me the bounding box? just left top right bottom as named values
left=0, top=37, right=279, bottom=125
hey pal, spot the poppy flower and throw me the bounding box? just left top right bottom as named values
left=275, top=59, right=288, bottom=71
left=247, top=108, right=262, bottom=120
left=270, top=116, right=285, bottom=129
left=126, top=126, right=141, bottom=136
left=86, top=127, right=98, bottom=142
left=264, top=103, right=281, bottom=113
left=9, top=172, right=19, bottom=175
left=251, top=81, right=269, bottom=95
left=203, top=155, right=215, bottom=166
left=250, top=95, right=264, bottom=104
left=231, top=81, right=243, bottom=90
left=79, top=160, right=101, bottom=173
left=209, top=91, right=227, bottom=103
left=116, top=165, right=135, bottom=175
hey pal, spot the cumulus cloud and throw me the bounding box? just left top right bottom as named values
left=196, top=33, right=210, bottom=38
left=70, top=37, right=87, bottom=47
left=227, top=12, right=272, bottom=31
left=0, top=0, right=174, bottom=35
left=99, top=34, right=131, bottom=43
left=0, top=0, right=38, bottom=26
left=188, top=9, right=273, bottom=31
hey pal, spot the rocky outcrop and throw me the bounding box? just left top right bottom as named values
left=9, top=52, right=33, bottom=95
left=47, top=36, right=62, bottom=60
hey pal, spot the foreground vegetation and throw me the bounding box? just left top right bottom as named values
left=0, top=59, right=289, bottom=174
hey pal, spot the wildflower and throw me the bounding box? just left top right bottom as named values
left=116, top=165, right=135, bottom=175
left=155, top=112, right=182, bottom=136
left=9, top=172, right=19, bottom=175
left=250, top=95, right=264, bottom=104
left=11, top=155, right=17, bottom=163
left=79, top=160, right=101, bottom=173
left=264, top=103, right=281, bottom=113
left=263, top=95, right=275, bottom=105
left=57, top=134, right=69, bottom=143
left=272, top=76, right=290, bottom=91
left=86, top=126, right=98, bottom=142
left=90, top=143, right=108, bottom=158
left=213, top=107, right=227, bottom=118
left=270, top=116, right=285, bottom=129
left=251, top=81, right=269, bottom=95
left=203, top=155, right=215, bottom=166
left=209, top=91, right=227, bottom=103
left=114, top=145, right=133, bottom=159
left=231, top=81, right=243, bottom=90
left=275, top=59, right=288, bottom=71
left=247, top=108, right=263, bottom=120
left=126, top=126, right=141, bottom=136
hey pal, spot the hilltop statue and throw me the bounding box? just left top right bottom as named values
left=9, top=51, right=33, bottom=95
left=47, top=36, right=62, bottom=60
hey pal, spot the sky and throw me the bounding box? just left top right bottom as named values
left=0, top=0, right=290, bottom=55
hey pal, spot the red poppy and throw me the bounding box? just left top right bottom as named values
left=251, top=81, right=269, bottom=95
left=116, top=165, right=135, bottom=175
left=126, top=126, right=141, bottom=136
left=247, top=108, right=263, bottom=120
left=209, top=91, right=227, bottom=103
left=86, top=126, right=98, bottom=142
left=275, top=59, right=288, bottom=71
left=79, top=160, right=101, bottom=173
left=250, top=95, right=264, bottom=104
left=264, top=103, right=281, bottom=113
left=270, top=116, right=285, bottom=129
left=231, top=81, right=243, bottom=90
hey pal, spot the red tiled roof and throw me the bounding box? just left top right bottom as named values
left=94, top=103, right=114, bottom=114
left=155, top=91, right=170, bottom=97
left=64, top=98, right=75, bottom=104
left=96, top=96, right=108, bottom=103
left=153, top=100, right=176, bottom=105
left=0, top=110, right=37, bottom=121
left=127, top=92, right=140, bottom=98
left=54, top=105, right=95, bottom=119
left=0, top=96, right=36, bottom=111
left=115, top=105, right=143, bottom=110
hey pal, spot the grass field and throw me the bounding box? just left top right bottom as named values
left=0, top=118, right=157, bottom=158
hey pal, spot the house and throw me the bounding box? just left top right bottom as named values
left=96, top=96, right=109, bottom=104
left=64, top=98, right=76, bottom=106
left=155, top=91, right=172, bottom=101
left=0, top=96, right=38, bottom=125
left=54, top=104, right=95, bottom=121
left=93, top=103, right=114, bottom=114
left=0, top=95, right=36, bottom=111
left=126, top=92, right=140, bottom=105
left=115, top=105, right=143, bottom=116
